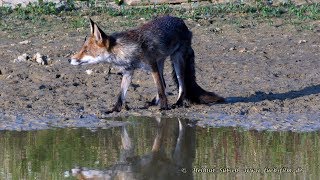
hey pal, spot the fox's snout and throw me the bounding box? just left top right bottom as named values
left=69, top=58, right=82, bottom=66
left=68, top=54, right=81, bottom=65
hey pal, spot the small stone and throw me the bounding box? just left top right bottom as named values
left=86, top=69, right=93, bottom=75
left=14, top=53, right=30, bottom=62
left=19, top=40, right=31, bottom=45
left=209, top=27, right=221, bottom=33
left=239, top=48, right=247, bottom=53
left=298, top=40, right=307, bottom=44
left=33, top=52, right=42, bottom=64
left=32, top=52, right=48, bottom=65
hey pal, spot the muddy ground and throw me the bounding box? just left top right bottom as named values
left=0, top=12, right=319, bottom=131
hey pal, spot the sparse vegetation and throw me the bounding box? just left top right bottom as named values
left=0, top=0, right=320, bottom=30
left=71, top=16, right=87, bottom=28
left=0, top=0, right=319, bottom=19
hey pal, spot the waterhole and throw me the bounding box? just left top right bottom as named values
left=0, top=117, right=319, bottom=179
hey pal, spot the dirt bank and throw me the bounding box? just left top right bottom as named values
left=0, top=13, right=319, bottom=131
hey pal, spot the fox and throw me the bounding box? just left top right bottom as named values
left=69, top=16, right=224, bottom=113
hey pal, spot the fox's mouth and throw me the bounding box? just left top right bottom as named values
left=69, top=55, right=104, bottom=66
left=69, top=59, right=88, bottom=65
left=78, top=61, right=88, bottom=65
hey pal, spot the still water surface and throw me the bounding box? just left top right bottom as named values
left=0, top=117, right=319, bottom=179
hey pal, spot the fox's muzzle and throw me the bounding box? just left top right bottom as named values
left=69, top=58, right=82, bottom=65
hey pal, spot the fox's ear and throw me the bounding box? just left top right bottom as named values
left=89, top=18, right=95, bottom=35
left=89, top=18, right=110, bottom=46
left=93, top=24, right=104, bottom=42
left=92, top=23, right=108, bottom=43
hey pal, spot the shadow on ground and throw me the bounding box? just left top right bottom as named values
left=227, top=84, right=320, bottom=103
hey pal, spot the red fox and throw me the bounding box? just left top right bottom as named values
left=69, top=16, right=224, bottom=113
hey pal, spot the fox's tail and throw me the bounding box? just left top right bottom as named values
left=183, top=46, right=224, bottom=104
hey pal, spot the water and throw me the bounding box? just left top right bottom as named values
left=0, top=116, right=319, bottom=179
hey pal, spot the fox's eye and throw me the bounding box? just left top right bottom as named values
left=83, top=49, right=88, bottom=53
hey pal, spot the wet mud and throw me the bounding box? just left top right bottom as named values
left=0, top=15, right=319, bottom=131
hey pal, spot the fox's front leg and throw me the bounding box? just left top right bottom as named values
left=108, top=70, right=133, bottom=113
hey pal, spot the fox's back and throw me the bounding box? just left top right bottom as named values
left=138, top=16, right=191, bottom=42
left=112, top=16, right=192, bottom=59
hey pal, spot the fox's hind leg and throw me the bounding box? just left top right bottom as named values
left=171, top=47, right=188, bottom=108
left=149, top=59, right=166, bottom=106
left=108, top=70, right=133, bottom=113
left=150, top=60, right=169, bottom=110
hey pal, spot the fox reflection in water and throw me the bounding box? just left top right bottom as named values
left=71, top=118, right=196, bottom=180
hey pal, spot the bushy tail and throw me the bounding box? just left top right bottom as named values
left=184, top=47, right=224, bottom=104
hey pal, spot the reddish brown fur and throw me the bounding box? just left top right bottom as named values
left=72, top=36, right=108, bottom=61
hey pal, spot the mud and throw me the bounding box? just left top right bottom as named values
left=0, top=14, right=319, bottom=131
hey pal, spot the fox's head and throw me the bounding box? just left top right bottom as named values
left=69, top=19, right=112, bottom=65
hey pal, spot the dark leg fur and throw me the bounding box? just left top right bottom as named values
left=113, top=94, right=123, bottom=112
left=105, top=93, right=123, bottom=114
left=151, top=64, right=169, bottom=110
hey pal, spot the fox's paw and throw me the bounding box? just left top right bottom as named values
left=105, top=103, right=122, bottom=114
left=146, top=96, right=159, bottom=106
left=160, top=106, right=171, bottom=111
left=159, top=102, right=170, bottom=111
left=124, top=104, right=131, bottom=111
left=105, top=109, right=115, bottom=114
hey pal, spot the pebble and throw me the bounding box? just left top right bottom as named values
left=86, top=69, right=93, bottom=75
left=19, top=40, right=31, bottom=45
left=14, top=53, right=30, bottom=62
left=239, top=48, right=247, bottom=53
left=33, top=52, right=51, bottom=65
left=298, top=40, right=307, bottom=44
